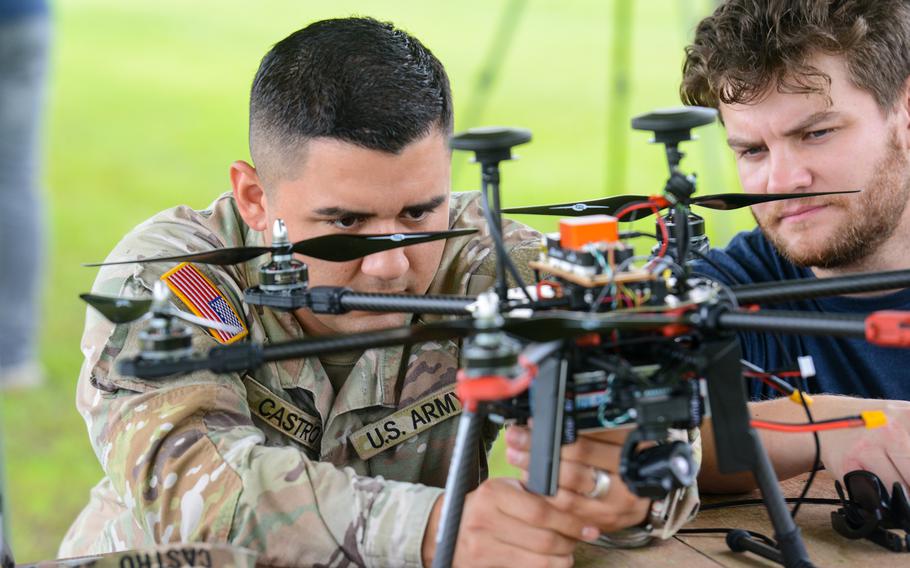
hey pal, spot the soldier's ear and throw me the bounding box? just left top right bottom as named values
left=231, top=160, right=269, bottom=232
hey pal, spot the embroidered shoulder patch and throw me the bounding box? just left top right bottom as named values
left=161, top=262, right=248, bottom=344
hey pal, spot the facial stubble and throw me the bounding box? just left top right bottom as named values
left=754, top=130, right=910, bottom=269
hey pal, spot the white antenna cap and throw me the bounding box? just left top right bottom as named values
left=272, top=218, right=289, bottom=245
left=469, top=290, right=501, bottom=324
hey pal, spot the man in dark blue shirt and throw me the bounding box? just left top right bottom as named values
left=699, top=228, right=910, bottom=402
left=682, top=0, right=910, bottom=493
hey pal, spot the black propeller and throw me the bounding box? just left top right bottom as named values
left=80, top=294, right=152, bottom=324
left=84, top=228, right=477, bottom=267
left=81, top=283, right=243, bottom=335
left=501, top=190, right=860, bottom=219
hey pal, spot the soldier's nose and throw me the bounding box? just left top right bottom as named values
left=359, top=246, right=410, bottom=281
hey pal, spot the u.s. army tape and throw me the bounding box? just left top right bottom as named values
left=349, top=385, right=461, bottom=460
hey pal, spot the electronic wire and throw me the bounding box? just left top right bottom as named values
left=689, top=267, right=821, bottom=521
left=479, top=183, right=533, bottom=302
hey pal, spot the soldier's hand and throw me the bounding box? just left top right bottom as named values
left=504, top=425, right=651, bottom=533
left=423, top=477, right=600, bottom=568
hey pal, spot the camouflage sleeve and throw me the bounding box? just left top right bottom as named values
left=77, top=247, right=441, bottom=567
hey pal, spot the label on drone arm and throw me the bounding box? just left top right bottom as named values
left=349, top=385, right=462, bottom=460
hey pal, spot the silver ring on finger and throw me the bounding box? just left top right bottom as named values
left=585, top=467, right=612, bottom=499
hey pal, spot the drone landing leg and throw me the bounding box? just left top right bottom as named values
left=702, top=336, right=814, bottom=568
left=432, top=408, right=483, bottom=568
left=747, top=429, right=814, bottom=568
left=526, top=354, right=568, bottom=496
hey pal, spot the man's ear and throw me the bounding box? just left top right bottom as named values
left=231, top=160, right=270, bottom=232
left=894, top=75, right=910, bottom=148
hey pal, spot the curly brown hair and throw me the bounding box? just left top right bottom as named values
left=681, top=0, right=910, bottom=111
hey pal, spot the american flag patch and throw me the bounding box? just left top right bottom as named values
left=161, top=262, right=248, bottom=344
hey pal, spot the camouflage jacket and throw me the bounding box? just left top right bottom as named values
left=59, top=190, right=701, bottom=567
left=60, top=191, right=539, bottom=567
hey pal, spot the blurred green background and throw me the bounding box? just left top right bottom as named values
left=1, top=0, right=753, bottom=561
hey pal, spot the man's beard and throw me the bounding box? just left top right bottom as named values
left=754, top=132, right=910, bottom=269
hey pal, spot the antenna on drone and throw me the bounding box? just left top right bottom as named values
left=450, top=127, right=533, bottom=300
left=631, top=106, right=717, bottom=264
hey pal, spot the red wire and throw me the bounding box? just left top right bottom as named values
left=616, top=200, right=669, bottom=258
left=744, top=370, right=801, bottom=378
left=751, top=418, right=864, bottom=433
left=771, top=370, right=802, bottom=378
left=616, top=201, right=658, bottom=218
left=653, top=210, right=669, bottom=258
left=535, top=279, right=563, bottom=299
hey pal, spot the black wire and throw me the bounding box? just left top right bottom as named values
left=589, top=279, right=615, bottom=314
left=791, top=376, right=822, bottom=520
left=587, top=255, right=643, bottom=314
left=686, top=498, right=844, bottom=551
left=763, top=333, right=822, bottom=521
left=479, top=183, right=533, bottom=302
left=689, top=249, right=742, bottom=286
left=689, top=271, right=822, bottom=521
left=704, top=265, right=820, bottom=523
left=677, top=207, right=690, bottom=270
left=676, top=527, right=778, bottom=548
left=699, top=497, right=842, bottom=511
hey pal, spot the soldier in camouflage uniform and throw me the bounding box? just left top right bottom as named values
left=60, top=17, right=698, bottom=567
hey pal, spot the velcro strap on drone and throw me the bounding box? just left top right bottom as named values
left=243, top=376, right=322, bottom=453
left=349, top=385, right=461, bottom=460
left=865, top=311, right=910, bottom=347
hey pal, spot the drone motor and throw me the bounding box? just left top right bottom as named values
left=257, top=219, right=309, bottom=293
left=461, top=292, right=524, bottom=379
left=136, top=282, right=195, bottom=360
left=654, top=211, right=710, bottom=261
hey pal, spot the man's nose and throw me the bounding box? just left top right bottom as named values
left=766, top=148, right=812, bottom=193
left=359, top=245, right=410, bottom=282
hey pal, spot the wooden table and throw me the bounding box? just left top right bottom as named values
left=576, top=473, right=905, bottom=566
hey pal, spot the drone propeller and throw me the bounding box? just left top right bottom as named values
left=79, top=294, right=152, bottom=324
left=84, top=228, right=477, bottom=267
left=501, top=190, right=860, bottom=219
left=81, top=282, right=242, bottom=335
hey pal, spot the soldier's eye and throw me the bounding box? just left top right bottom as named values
left=403, top=208, right=430, bottom=222
left=329, top=216, right=364, bottom=229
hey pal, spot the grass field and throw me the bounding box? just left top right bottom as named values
left=0, top=0, right=752, bottom=560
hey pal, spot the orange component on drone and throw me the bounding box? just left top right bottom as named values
left=559, top=215, right=619, bottom=250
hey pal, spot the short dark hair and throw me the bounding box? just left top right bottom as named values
left=249, top=17, right=453, bottom=185
left=681, top=0, right=910, bottom=111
